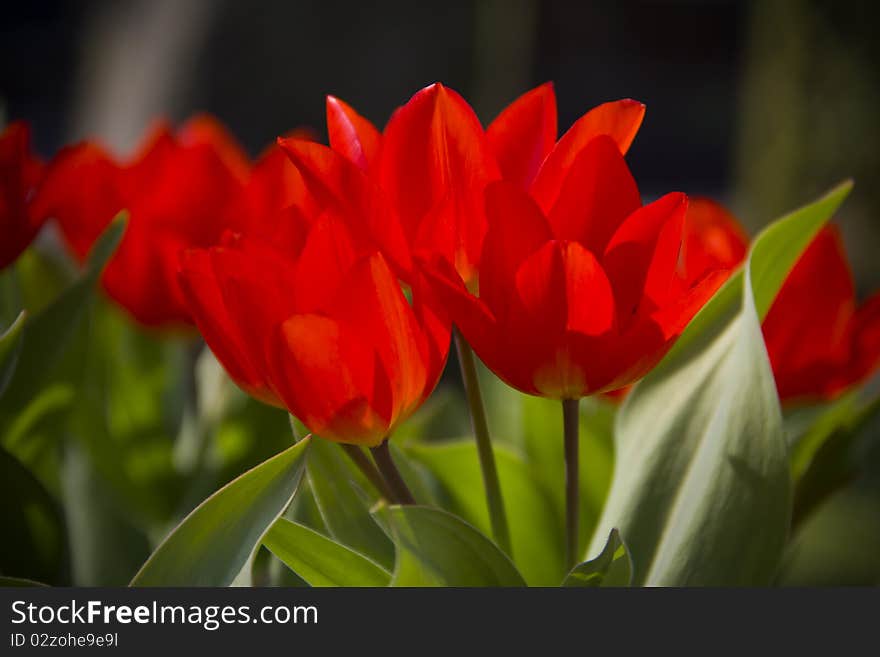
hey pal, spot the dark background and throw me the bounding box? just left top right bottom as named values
left=3, top=0, right=879, bottom=290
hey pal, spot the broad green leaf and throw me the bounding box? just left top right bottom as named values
left=405, top=440, right=563, bottom=585
left=0, top=214, right=126, bottom=414
left=564, top=528, right=631, bottom=587
left=0, top=310, right=26, bottom=398
left=375, top=505, right=526, bottom=587
left=590, top=182, right=851, bottom=586
left=307, top=439, right=394, bottom=569
left=0, top=445, right=67, bottom=584
left=130, top=436, right=311, bottom=586
left=264, top=518, right=390, bottom=587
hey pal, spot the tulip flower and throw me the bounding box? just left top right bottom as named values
left=0, top=122, right=46, bottom=270
left=422, top=146, right=724, bottom=399
left=34, top=115, right=249, bottom=328
left=178, top=217, right=449, bottom=447
left=680, top=198, right=880, bottom=402
left=282, top=83, right=663, bottom=555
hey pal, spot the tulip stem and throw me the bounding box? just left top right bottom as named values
left=454, top=329, right=511, bottom=556
left=370, top=440, right=416, bottom=505
left=562, top=398, right=580, bottom=570
left=341, top=444, right=396, bottom=502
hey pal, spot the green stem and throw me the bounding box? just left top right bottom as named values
left=454, top=329, right=511, bottom=555
left=341, top=443, right=396, bottom=502
left=369, top=439, right=416, bottom=505
left=562, top=398, right=580, bottom=570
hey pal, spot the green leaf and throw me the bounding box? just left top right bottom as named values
left=0, top=444, right=67, bottom=584
left=590, top=182, right=851, bottom=586
left=0, top=310, right=26, bottom=398
left=264, top=518, right=390, bottom=587
left=375, top=505, right=526, bottom=587
left=405, top=440, right=563, bottom=585
left=130, top=436, right=311, bottom=586
left=0, top=214, right=126, bottom=414
left=564, top=528, right=631, bottom=587
left=307, top=439, right=394, bottom=569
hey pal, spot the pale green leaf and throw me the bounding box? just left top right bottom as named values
left=264, top=518, right=390, bottom=587
left=375, top=505, right=526, bottom=587
left=590, top=183, right=851, bottom=585
left=130, top=436, right=311, bottom=586
left=405, top=440, right=563, bottom=585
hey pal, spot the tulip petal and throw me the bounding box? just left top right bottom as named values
left=179, top=114, right=251, bottom=183
left=681, top=197, right=748, bottom=286
left=378, top=83, right=499, bottom=282
left=544, top=135, right=641, bottom=253
left=847, top=292, right=880, bottom=390
left=326, top=96, right=381, bottom=171
left=293, top=212, right=359, bottom=314
left=603, top=192, right=688, bottom=328
left=32, top=142, right=123, bottom=262
left=330, top=253, right=427, bottom=426
left=409, top=269, right=452, bottom=400
left=268, top=314, right=393, bottom=446
left=480, top=181, right=554, bottom=319
left=486, top=82, right=557, bottom=188
left=764, top=226, right=855, bottom=386
left=562, top=241, right=617, bottom=336
left=278, top=138, right=412, bottom=278
left=240, top=145, right=310, bottom=228
left=530, top=99, right=645, bottom=211
left=178, top=248, right=278, bottom=405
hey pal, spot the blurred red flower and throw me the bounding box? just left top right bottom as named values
left=0, top=122, right=46, bottom=270
left=34, top=115, right=249, bottom=328
left=678, top=198, right=880, bottom=402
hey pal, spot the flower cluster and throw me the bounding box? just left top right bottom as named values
left=3, top=82, right=879, bottom=446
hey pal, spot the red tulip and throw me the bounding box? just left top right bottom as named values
left=0, top=122, right=46, bottom=270
left=34, top=116, right=249, bottom=328
left=679, top=198, right=880, bottom=402
left=421, top=142, right=725, bottom=398
left=764, top=226, right=880, bottom=401
left=178, top=216, right=449, bottom=445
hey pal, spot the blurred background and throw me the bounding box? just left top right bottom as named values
left=2, top=0, right=880, bottom=586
